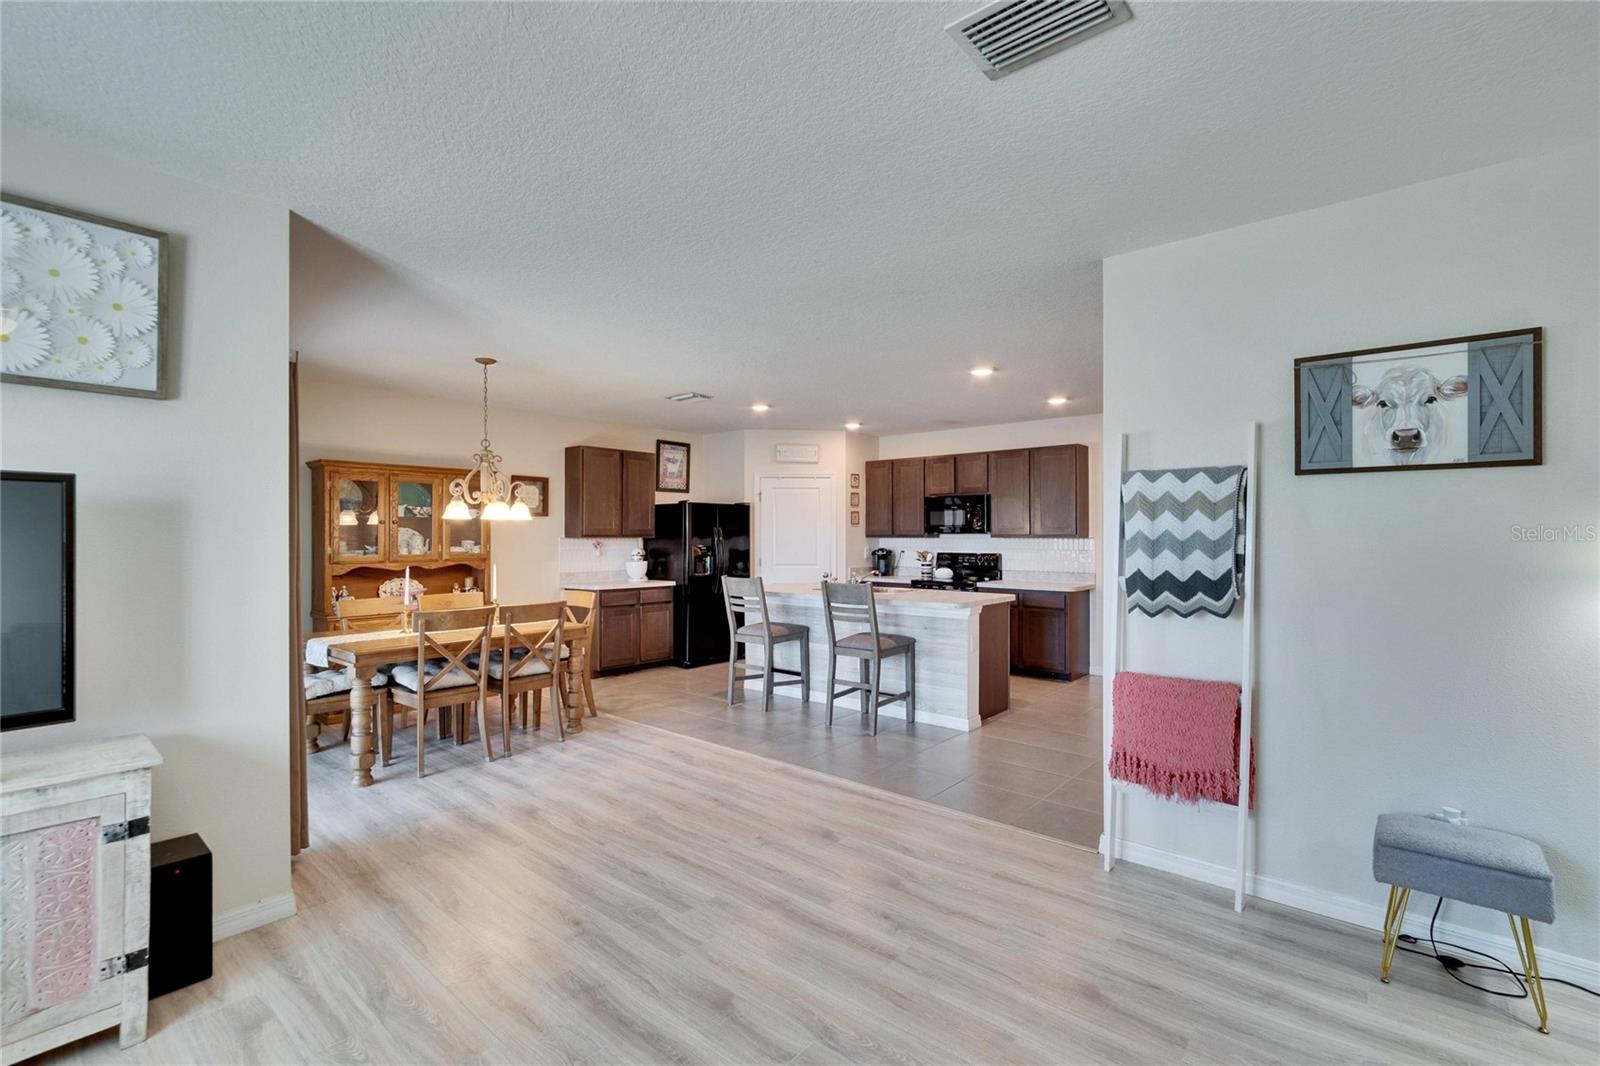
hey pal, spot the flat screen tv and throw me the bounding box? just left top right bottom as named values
left=2, top=471, right=74, bottom=730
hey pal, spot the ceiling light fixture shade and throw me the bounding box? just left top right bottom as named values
left=844, top=421, right=862, bottom=430
left=970, top=365, right=996, bottom=378
left=751, top=403, right=770, bottom=412
left=446, top=357, right=533, bottom=523
left=1048, top=395, right=1068, bottom=406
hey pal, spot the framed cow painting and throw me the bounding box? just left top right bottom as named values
left=1294, top=328, right=1540, bottom=475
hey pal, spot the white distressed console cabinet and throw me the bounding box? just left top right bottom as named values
left=1, top=735, right=162, bottom=1064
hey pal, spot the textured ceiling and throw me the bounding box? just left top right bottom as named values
left=3, top=2, right=1595, bottom=433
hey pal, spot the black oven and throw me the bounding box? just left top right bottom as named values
left=924, top=494, right=988, bottom=535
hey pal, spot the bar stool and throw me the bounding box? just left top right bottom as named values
left=821, top=580, right=915, bottom=736
left=723, top=577, right=810, bottom=712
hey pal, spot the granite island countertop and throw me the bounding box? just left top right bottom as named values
left=561, top=574, right=676, bottom=591
left=761, top=582, right=1015, bottom=613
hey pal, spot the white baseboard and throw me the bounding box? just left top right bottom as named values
left=1102, top=836, right=1599, bottom=988
left=212, top=890, right=297, bottom=942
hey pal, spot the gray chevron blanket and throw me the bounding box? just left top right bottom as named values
left=1121, top=466, right=1247, bottom=618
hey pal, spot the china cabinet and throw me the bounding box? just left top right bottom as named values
left=1, top=735, right=162, bottom=1065
left=309, top=460, right=492, bottom=630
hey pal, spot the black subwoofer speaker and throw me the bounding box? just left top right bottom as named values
left=148, top=834, right=212, bottom=998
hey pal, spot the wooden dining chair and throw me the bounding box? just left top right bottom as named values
left=387, top=606, right=495, bottom=775
left=492, top=602, right=567, bottom=750
left=562, top=590, right=600, bottom=718
left=418, top=590, right=485, bottom=611
left=334, top=595, right=406, bottom=632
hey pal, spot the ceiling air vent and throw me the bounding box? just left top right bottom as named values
left=947, top=0, right=1132, bottom=80
left=666, top=391, right=714, bottom=403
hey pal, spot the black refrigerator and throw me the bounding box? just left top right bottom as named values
left=645, top=502, right=750, bottom=669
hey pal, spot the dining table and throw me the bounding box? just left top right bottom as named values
left=305, top=620, right=591, bottom=788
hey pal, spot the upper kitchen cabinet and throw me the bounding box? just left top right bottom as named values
left=988, top=449, right=1032, bottom=536
left=1029, top=444, right=1089, bottom=537
left=565, top=445, right=656, bottom=538
left=925, top=455, right=956, bottom=496
left=620, top=450, right=656, bottom=536
left=864, top=460, right=894, bottom=536
left=954, top=452, right=989, bottom=494
left=891, top=458, right=925, bottom=536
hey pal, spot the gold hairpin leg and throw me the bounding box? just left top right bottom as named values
left=1508, top=914, right=1550, bottom=1034
left=1380, top=886, right=1410, bottom=983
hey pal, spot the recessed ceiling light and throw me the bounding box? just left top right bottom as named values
left=751, top=403, right=770, bottom=413
left=1047, top=395, right=1068, bottom=406
left=970, top=365, right=996, bottom=378
left=844, top=421, right=861, bottom=431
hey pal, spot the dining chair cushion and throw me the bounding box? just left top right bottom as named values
left=488, top=656, right=555, bottom=680
left=835, top=631, right=914, bottom=653
left=736, top=621, right=807, bottom=640
left=303, top=669, right=388, bottom=701
left=389, top=663, right=480, bottom=692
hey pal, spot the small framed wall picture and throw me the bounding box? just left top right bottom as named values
left=509, top=475, right=550, bottom=516
left=656, top=439, right=690, bottom=493
left=850, top=473, right=861, bottom=489
left=2, top=194, right=171, bottom=399
left=850, top=511, right=860, bottom=526
left=849, top=491, right=860, bottom=507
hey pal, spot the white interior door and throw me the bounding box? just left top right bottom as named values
left=756, top=475, right=835, bottom=584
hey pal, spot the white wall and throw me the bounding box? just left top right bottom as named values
left=1102, top=145, right=1599, bottom=967
left=295, top=369, right=712, bottom=607
left=0, top=126, right=292, bottom=929
left=876, top=415, right=1103, bottom=669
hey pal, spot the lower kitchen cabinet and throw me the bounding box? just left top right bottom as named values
left=589, top=586, right=676, bottom=675
left=1006, top=589, right=1090, bottom=680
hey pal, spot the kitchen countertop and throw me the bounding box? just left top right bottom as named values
left=561, top=574, right=676, bottom=591
left=761, top=582, right=1014, bottom=612
left=867, top=571, right=1096, bottom=594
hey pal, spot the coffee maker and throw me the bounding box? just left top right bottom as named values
left=870, top=548, right=898, bottom=576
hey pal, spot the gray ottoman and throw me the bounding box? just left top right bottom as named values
left=1372, top=812, right=1554, bottom=1033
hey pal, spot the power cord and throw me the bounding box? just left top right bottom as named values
left=1395, top=896, right=1600, bottom=998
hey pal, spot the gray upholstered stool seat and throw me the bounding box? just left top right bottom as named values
left=1372, top=812, right=1555, bottom=1033
left=835, top=631, right=914, bottom=653
left=737, top=621, right=806, bottom=640
left=1374, top=813, right=1554, bottom=922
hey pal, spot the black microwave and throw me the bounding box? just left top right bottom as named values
left=925, top=494, right=989, bottom=535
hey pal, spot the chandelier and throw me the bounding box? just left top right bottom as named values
left=441, top=357, right=532, bottom=523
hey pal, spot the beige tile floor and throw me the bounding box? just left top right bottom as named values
left=596, top=662, right=1104, bottom=850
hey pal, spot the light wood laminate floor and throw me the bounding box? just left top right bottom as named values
left=601, top=664, right=1105, bottom=850
left=39, top=704, right=1598, bottom=1064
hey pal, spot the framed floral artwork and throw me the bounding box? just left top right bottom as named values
left=656, top=440, right=690, bottom=493
left=509, top=474, right=551, bottom=516
left=1, top=194, right=170, bottom=399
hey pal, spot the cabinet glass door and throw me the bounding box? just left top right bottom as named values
left=332, top=474, right=385, bottom=561
left=443, top=499, right=484, bottom=558
left=391, top=477, right=438, bottom=560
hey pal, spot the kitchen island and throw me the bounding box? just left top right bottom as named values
left=741, top=584, right=1013, bottom=731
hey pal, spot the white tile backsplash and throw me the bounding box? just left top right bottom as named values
left=867, top=535, right=1096, bottom=576
left=558, top=537, right=643, bottom=573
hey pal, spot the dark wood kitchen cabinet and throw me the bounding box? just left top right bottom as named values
left=954, top=452, right=990, bottom=494
left=564, top=445, right=655, bottom=538
left=620, top=450, right=656, bottom=536
left=892, top=458, right=925, bottom=536
left=864, top=460, right=894, bottom=536
left=988, top=449, right=1032, bottom=536
left=924, top=455, right=956, bottom=496
left=1006, top=589, right=1090, bottom=680
left=1029, top=444, right=1089, bottom=538
left=590, top=586, right=676, bottom=675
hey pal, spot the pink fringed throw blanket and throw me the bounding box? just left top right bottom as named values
left=1109, top=671, right=1255, bottom=807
